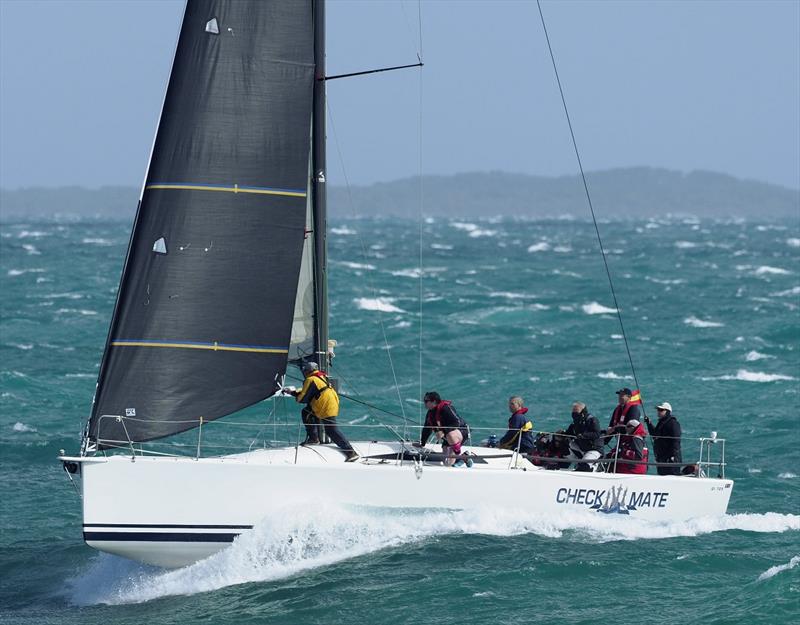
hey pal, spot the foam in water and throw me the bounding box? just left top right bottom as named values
left=67, top=504, right=800, bottom=606
left=787, top=238, right=800, bottom=248
left=582, top=302, right=617, bottom=315
left=674, top=241, right=698, bottom=249
left=597, top=371, right=632, bottom=380
left=757, top=555, right=800, bottom=581
left=12, top=422, right=36, bottom=433
left=684, top=316, right=724, bottom=328
left=527, top=242, right=550, bottom=253
left=701, top=370, right=795, bottom=383
left=354, top=298, right=405, bottom=313
left=754, top=266, right=791, bottom=276
left=336, top=261, right=376, bottom=271
left=745, top=351, right=774, bottom=361
left=330, top=226, right=356, bottom=235
left=771, top=286, right=800, bottom=297
left=777, top=472, right=797, bottom=479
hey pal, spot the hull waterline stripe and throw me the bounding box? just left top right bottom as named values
left=146, top=182, right=307, bottom=198
left=84, top=531, right=240, bottom=543
left=84, top=523, right=253, bottom=530
left=111, top=339, right=288, bottom=354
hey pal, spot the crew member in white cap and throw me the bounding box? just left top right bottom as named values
left=644, top=402, right=682, bottom=475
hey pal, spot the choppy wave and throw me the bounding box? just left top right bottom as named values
left=12, top=422, right=37, bottom=433
left=754, top=266, right=791, bottom=276
left=771, top=286, right=800, bottom=297
left=787, top=238, right=800, bottom=248
left=354, top=298, right=405, bottom=313
left=684, top=316, right=724, bottom=328
left=745, top=351, right=774, bottom=361
left=527, top=242, right=550, bottom=253
left=330, top=226, right=357, bottom=235
left=597, top=371, right=632, bottom=380
left=757, top=555, right=800, bottom=581
left=68, top=505, right=800, bottom=605
left=777, top=472, right=797, bottom=479
left=582, top=302, right=617, bottom=315
left=336, top=261, right=376, bottom=271
left=701, top=369, right=795, bottom=383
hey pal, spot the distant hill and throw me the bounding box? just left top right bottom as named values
left=1, top=168, right=797, bottom=222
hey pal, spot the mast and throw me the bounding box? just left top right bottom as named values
left=312, top=0, right=329, bottom=370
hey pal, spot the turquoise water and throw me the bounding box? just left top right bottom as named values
left=1, top=216, right=798, bottom=624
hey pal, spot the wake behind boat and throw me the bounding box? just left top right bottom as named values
left=59, top=0, right=733, bottom=569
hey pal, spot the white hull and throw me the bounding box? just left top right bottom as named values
left=63, top=441, right=733, bottom=568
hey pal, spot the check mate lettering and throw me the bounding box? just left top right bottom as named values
left=556, top=487, right=669, bottom=509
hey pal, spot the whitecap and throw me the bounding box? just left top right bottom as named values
left=771, top=286, right=800, bottom=297
left=391, top=268, right=422, bottom=278
left=758, top=555, right=800, bottom=581
left=787, top=238, right=800, bottom=248
left=529, top=303, right=550, bottom=311
left=610, top=334, right=623, bottom=340
left=7, top=268, right=45, bottom=277
left=451, top=222, right=477, bottom=232
left=330, top=226, right=356, bottom=235
left=469, top=228, right=496, bottom=238
left=65, top=373, right=95, bottom=379
left=22, top=243, right=41, bottom=255
left=430, top=243, right=453, bottom=250
left=55, top=308, right=98, bottom=316
left=683, top=316, right=724, bottom=328
left=597, top=372, right=632, bottom=380
left=754, top=266, right=791, bottom=276
left=778, top=472, right=797, bottom=479
left=18, top=230, right=48, bottom=238
left=582, top=302, right=617, bottom=315
left=527, top=242, right=550, bottom=253
left=745, top=351, right=774, bottom=362
left=553, top=245, right=572, bottom=253
left=336, top=261, right=375, bottom=271
left=9, top=343, right=33, bottom=350
left=701, top=370, right=795, bottom=383
left=12, top=422, right=36, bottom=433
left=390, top=321, right=411, bottom=329
left=489, top=291, right=537, bottom=300
left=354, top=298, right=405, bottom=313
left=747, top=468, right=762, bottom=474
left=674, top=241, right=698, bottom=249
left=82, top=238, right=114, bottom=246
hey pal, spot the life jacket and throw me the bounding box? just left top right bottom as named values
left=433, top=400, right=453, bottom=427
left=609, top=401, right=638, bottom=429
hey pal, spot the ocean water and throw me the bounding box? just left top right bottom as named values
left=1, top=215, right=798, bottom=624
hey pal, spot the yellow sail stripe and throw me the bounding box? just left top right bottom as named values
left=145, top=183, right=306, bottom=198
left=111, top=341, right=288, bottom=354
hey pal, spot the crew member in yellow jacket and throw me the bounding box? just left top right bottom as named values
left=293, top=361, right=359, bottom=462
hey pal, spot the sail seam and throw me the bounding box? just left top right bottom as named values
left=111, top=340, right=288, bottom=354
left=146, top=183, right=307, bottom=198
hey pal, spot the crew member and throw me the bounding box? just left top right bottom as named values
left=498, top=395, right=534, bottom=454
left=608, top=419, right=648, bottom=474
left=416, top=391, right=470, bottom=466
left=645, top=401, right=682, bottom=475
left=565, top=402, right=604, bottom=471
left=293, top=362, right=359, bottom=462
left=608, top=388, right=642, bottom=430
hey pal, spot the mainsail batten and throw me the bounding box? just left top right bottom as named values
left=88, top=0, right=316, bottom=448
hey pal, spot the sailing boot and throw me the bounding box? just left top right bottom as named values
left=344, top=450, right=360, bottom=462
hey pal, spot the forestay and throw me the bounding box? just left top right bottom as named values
left=88, top=0, right=316, bottom=448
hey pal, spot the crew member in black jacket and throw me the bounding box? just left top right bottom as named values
left=644, top=401, right=682, bottom=475
left=565, top=402, right=604, bottom=472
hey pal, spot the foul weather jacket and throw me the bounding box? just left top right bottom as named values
left=647, top=414, right=682, bottom=464
left=566, top=412, right=604, bottom=453
left=296, top=372, right=339, bottom=419
left=498, top=407, right=534, bottom=453
left=420, top=401, right=468, bottom=445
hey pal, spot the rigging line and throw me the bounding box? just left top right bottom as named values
left=325, top=102, right=407, bottom=421
left=535, top=0, right=643, bottom=396
left=417, top=0, right=424, bottom=427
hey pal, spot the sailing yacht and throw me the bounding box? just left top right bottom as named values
left=59, top=0, right=733, bottom=569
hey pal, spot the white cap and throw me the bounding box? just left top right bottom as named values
left=656, top=402, right=672, bottom=412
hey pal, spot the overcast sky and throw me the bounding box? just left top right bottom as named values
left=1, top=0, right=798, bottom=190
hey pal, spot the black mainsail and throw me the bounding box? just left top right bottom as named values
left=88, top=0, right=318, bottom=447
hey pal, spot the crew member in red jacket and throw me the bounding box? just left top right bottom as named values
left=608, top=419, right=649, bottom=474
